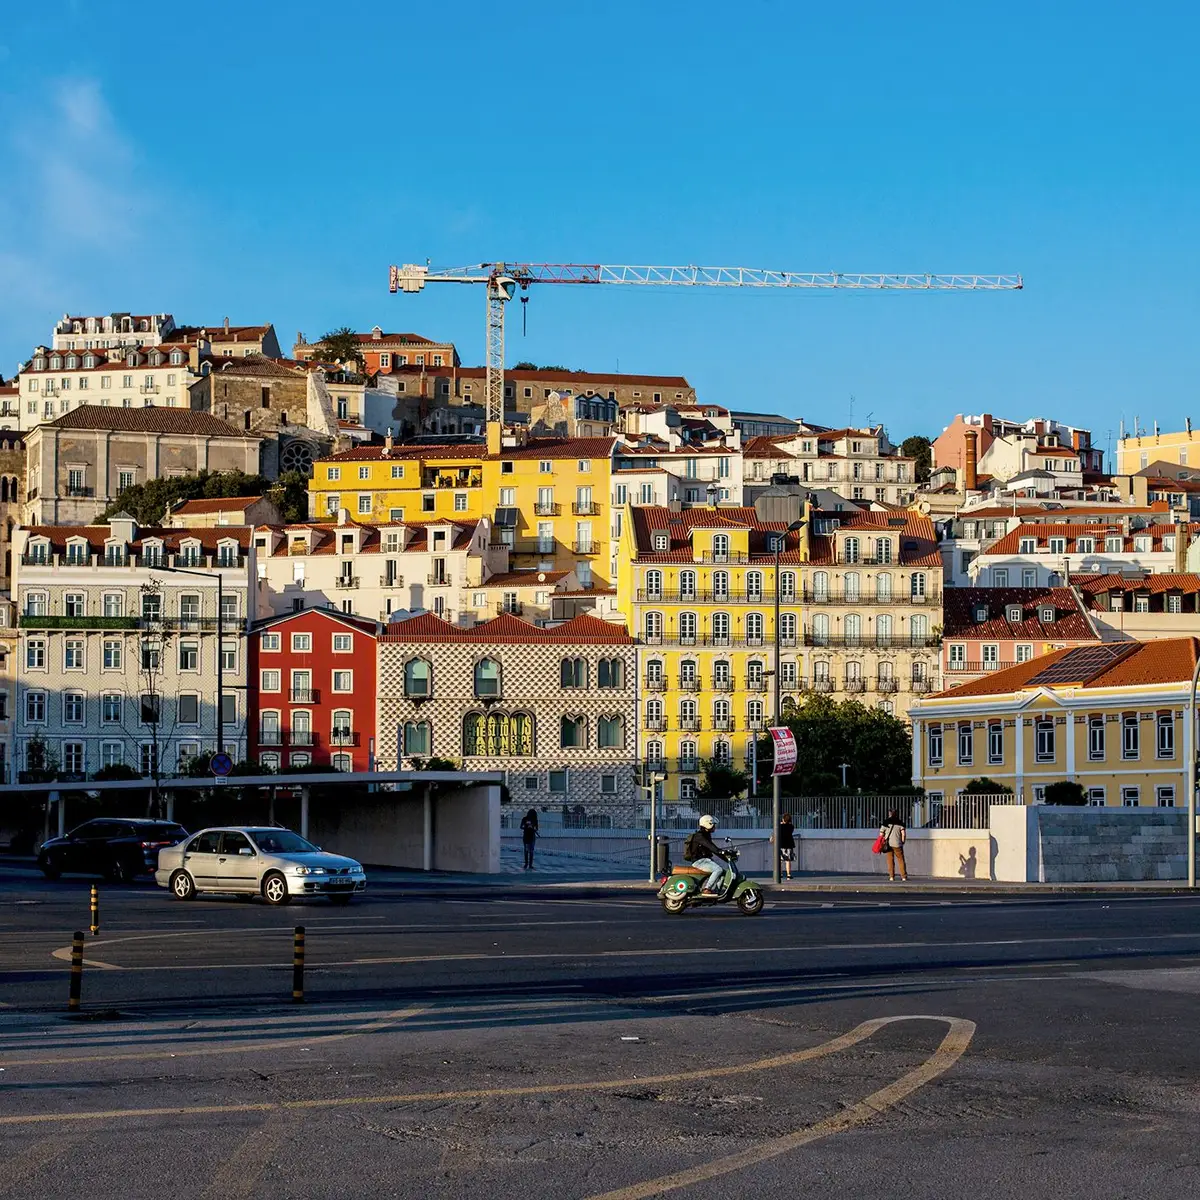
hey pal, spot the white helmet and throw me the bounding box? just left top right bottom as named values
left=699, top=815, right=716, bottom=830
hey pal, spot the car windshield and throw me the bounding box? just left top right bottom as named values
left=138, top=824, right=188, bottom=841
left=248, top=830, right=318, bottom=855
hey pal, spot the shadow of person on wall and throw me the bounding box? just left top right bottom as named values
left=959, top=846, right=978, bottom=879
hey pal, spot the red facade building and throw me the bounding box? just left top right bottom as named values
left=248, top=609, right=377, bottom=772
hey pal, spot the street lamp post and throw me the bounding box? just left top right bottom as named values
left=772, top=519, right=805, bottom=885
left=1189, top=650, right=1200, bottom=888
left=643, top=770, right=664, bottom=882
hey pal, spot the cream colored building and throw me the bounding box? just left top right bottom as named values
left=23, top=406, right=263, bottom=526
left=1117, top=426, right=1200, bottom=475
left=13, top=518, right=252, bottom=780
left=252, top=514, right=503, bottom=624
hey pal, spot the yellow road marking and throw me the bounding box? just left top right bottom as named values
left=0, top=1013, right=964, bottom=1126
left=0, top=1006, right=426, bottom=1068
left=582, top=1015, right=976, bottom=1200
left=200, top=1113, right=296, bottom=1200
left=0, top=1137, right=79, bottom=1195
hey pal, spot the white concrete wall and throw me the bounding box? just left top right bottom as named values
left=989, top=803, right=1038, bottom=881
left=793, top=829, right=988, bottom=879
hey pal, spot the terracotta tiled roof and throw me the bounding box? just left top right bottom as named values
left=932, top=637, right=1199, bottom=698
left=630, top=506, right=806, bottom=563
left=1034, top=445, right=1082, bottom=458
left=209, top=356, right=305, bottom=378
left=494, top=437, right=616, bottom=461
left=23, top=525, right=252, bottom=553
left=477, top=570, right=571, bottom=588
left=250, top=608, right=379, bottom=636
left=173, top=496, right=263, bottom=515
left=354, top=332, right=436, bottom=346
left=742, top=436, right=797, bottom=459
left=260, top=519, right=479, bottom=557
left=1072, top=572, right=1200, bottom=598
left=175, top=324, right=273, bottom=342
left=942, top=587, right=1097, bottom=641
left=45, top=405, right=245, bottom=437
left=456, top=367, right=691, bottom=388
left=316, top=442, right=486, bottom=463
left=381, top=611, right=633, bottom=644
left=984, top=522, right=1196, bottom=556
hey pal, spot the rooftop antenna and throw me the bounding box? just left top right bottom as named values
left=848, top=394, right=855, bottom=427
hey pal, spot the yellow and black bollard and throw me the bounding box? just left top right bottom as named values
left=68, top=930, right=84, bottom=1012
left=89, top=885, right=99, bottom=937
left=292, top=925, right=305, bottom=1003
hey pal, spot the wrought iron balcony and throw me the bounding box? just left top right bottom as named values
left=534, top=502, right=561, bottom=516
left=643, top=716, right=667, bottom=732
left=677, top=717, right=701, bottom=732
left=289, top=689, right=318, bottom=703
left=335, top=575, right=360, bottom=589
left=643, top=675, right=667, bottom=691
left=572, top=501, right=601, bottom=515
left=678, top=676, right=701, bottom=692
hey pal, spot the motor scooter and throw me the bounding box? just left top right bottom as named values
left=656, top=842, right=764, bottom=915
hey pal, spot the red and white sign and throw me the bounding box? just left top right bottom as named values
left=769, top=726, right=797, bottom=776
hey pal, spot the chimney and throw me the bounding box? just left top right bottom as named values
left=487, top=421, right=502, bottom=456
left=223, top=317, right=230, bottom=332
left=384, top=428, right=394, bottom=456
left=1176, top=515, right=1188, bottom=573
left=963, top=428, right=979, bottom=491
left=1072, top=429, right=1083, bottom=450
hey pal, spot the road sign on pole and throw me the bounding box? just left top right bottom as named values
left=210, top=752, right=234, bottom=778
left=769, top=727, right=797, bottom=776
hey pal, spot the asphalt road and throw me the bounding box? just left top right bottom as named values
left=3, top=866, right=1200, bottom=1199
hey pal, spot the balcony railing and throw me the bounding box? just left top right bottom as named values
left=910, top=679, right=936, bottom=693
left=335, top=575, right=360, bottom=589
left=379, top=573, right=402, bottom=587
left=643, top=675, right=667, bottom=692
left=744, top=678, right=768, bottom=692
left=678, top=676, right=701, bottom=692
left=426, top=574, right=452, bottom=586
left=290, top=689, right=318, bottom=703
left=572, top=541, right=599, bottom=555
left=422, top=470, right=483, bottom=488
left=804, top=588, right=941, bottom=606
left=139, top=383, right=159, bottom=394
left=572, top=501, right=601, bottom=515
left=804, top=634, right=942, bottom=649
left=711, top=677, right=734, bottom=692
left=329, top=729, right=359, bottom=746
left=496, top=601, right=523, bottom=615
left=642, top=757, right=668, bottom=775
left=677, top=758, right=699, bottom=774
left=66, top=485, right=93, bottom=498
left=20, top=614, right=139, bottom=630
left=678, top=717, right=701, bottom=732
left=534, top=502, right=561, bottom=516
left=257, top=731, right=283, bottom=746
left=813, top=679, right=834, bottom=693
left=644, top=716, right=667, bottom=732
left=698, top=551, right=749, bottom=564
left=711, top=717, right=736, bottom=732
left=288, top=730, right=314, bottom=746
left=746, top=718, right=765, bottom=731
left=876, top=678, right=899, bottom=693
left=845, top=679, right=867, bottom=693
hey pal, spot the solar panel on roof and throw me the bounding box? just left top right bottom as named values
left=493, top=507, right=518, bottom=527
left=1026, top=644, right=1129, bottom=686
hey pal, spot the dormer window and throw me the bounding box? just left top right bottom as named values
left=66, top=355, right=78, bottom=369
left=83, top=354, right=96, bottom=368
left=1048, top=537, right=1066, bottom=554
left=1106, top=536, right=1123, bottom=553
left=142, top=540, right=164, bottom=567
left=178, top=539, right=202, bottom=567
left=149, top=352, right=163, bottom=366
left=64, top=539, right=89, bottom=565
left=1134, top=536, right=1150, bottom=553
left=103, top=541, right=126, bottom=567
left=171, top=351, right=184, bottom=365
left=216, top=540, right=238, bottom=567
left=654, top=533, right=668, bottom=551
left=1076, top=537, right=1094, bottom=554
left=1019, top=537, right=1036, bottom=554
left=126, top=353, right=137, bottom=367
left=975, top=605, right=990, bottom=622
left=1039, top=605, right=1056, bottom=624
left=34, top=357, right=46, bottom=371
left=1006, top=604, right=1022, bottom=623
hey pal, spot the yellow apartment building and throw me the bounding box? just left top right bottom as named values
left=1117, top=427, right=1200, bottom=475
left=309, top=428, right=617, bottom=588
left=616, top=503, right=945, bottom=802
left=909, top=638, right=1198, bottom=807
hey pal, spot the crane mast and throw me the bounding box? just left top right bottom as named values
left=389, top=262, right=1023, bottom=425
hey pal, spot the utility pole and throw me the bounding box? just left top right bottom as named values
left=772, top=519, right=805, bottom=885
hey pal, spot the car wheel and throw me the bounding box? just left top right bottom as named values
left=328, top=893, right=353, bottom=906
left=170, top=870, right=196, bottom=901
left=262, top=872, right=290, bottom=906
left=40, top=858, right=61, bottom=881
left=107, top=858, right=130, bottom=884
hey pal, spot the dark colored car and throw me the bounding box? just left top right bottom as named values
left=37, top=819, right=190, bottom=883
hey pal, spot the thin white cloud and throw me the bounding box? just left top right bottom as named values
left=0, top=77, right=156, bottom=370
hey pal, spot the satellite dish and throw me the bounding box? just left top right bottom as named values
left=537, top=572, right=546, bottom=582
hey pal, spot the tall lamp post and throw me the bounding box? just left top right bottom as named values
left=148, top=561, right=227, bottom=759
left=772, top=519, right=805, bottom=884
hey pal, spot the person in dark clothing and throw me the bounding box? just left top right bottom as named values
left=685, top=814, right=730, bottom=894
left=520, top=809, right=538, bottom=870
left=778, top=814, right=796, bottom=881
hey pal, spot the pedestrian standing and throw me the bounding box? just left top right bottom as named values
left=520, top=808, right=539, bottom=870
left=880, top=809, right=907, bottom=881
left=778, top=813, right=796, bottom=882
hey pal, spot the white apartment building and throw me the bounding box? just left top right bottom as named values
left=742, top=427, right=915, bottom=507
left=17, top=343, right=212, bottom=430
left=253, top=514, right=504, bottom=625
left=50, top=312, right=176, bottom=352
left=13, top=518, right=252, bottom=781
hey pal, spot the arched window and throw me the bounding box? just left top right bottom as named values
left=875, top=538, right=893, bottom=564
left=811, top=570, right=829, bottom=602
left=646, top=698, right=663, bottom=727
left=713, top=698, right=731, bottom=729
left=711, top=612, right=730, bottom=645
left=876, top=573, right=892, bottom=602
left=911, top=614, right=929, bottom=645
left=876, top=613, right=893, bottom=645
left=680, top=658, right=697, bottom=688
left=745, top=612, right=764, bottom=645
left=812, top=612, right=830, bottom=645
left=598, top=716, right=623, bottom=748
left=597, top=658, right=622, bottom=688
left=646, top=739, right=665, bottom=766
left=404, top=658, right=431, bottom=697
left=780, top=612, right=797, bottom=644
left=404, top=721, right=431, bottom=755
left=644, top=611, right=663, bottom=643
left=644, top=569, right=663, bottom=599
left=844, top=613, right=862, bottom=646
left=679, top=740, right=698, bottom=768
left=747, top=699, right=764, bottom=725
left=331, top=752, right=352, bottom=772
left=747, top=659, right=764, bottom=689
left=711, top=570, right=729, bottom=600
left=560, top=716, right=586, bottom=748
left=679, top=698, right=697, bottom=726
left=711, top=533, right=730, bottom=562
left=474, top=658, right=501, bottom=698
left=746, top=571, right=763, bottom=601
left=331, top=710, right=353, bottom=745
left=843, top=537, right=860, bottom=564
left=679, top=569, right=696, bottom=600
left=679, top=612, right=698, bottom=644
left=911, top=572, right=927, bottom=600
left=645, top=658, right=663, bottom=687
left=779, top=570, right=796, bottom=601
left=560, top=657, right=586, bottom=688
left=713, top=659, right=731, bottom=688
left=712, top=739, right=732, bottom=764
left=844, top=571, right=861, bottom=602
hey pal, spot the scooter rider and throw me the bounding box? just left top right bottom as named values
left=686, top=815, right=732, bottom=895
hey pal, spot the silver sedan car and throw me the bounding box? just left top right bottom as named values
left=155, top=826, right=367, bottom=905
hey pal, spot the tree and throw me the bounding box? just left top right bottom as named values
left=960, top=777, right=1014, bottom=795
left=1044, top=780, right=1087, bottom=806
left=512, top=361, right=538, bottom=370
left=267, top=470, right=310, bottom=522
left=315, top=327, right=363, bottom=368
left=900, top=435, right=933, bottom=483
left=103, top=469, right=271, bottom=525
left=23, top=733, right=59, bottom=783
left=771, top=693, right=913, bottom=794
left=697, top=759, right=749, bottom=801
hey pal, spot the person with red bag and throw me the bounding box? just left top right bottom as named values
left=876, top=810, right=908, bottom=881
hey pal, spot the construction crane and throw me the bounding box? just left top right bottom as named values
left=389, top=262, right=1024, bottom=425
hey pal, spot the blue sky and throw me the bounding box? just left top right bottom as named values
left=1, top=1, right=1197, bottom=454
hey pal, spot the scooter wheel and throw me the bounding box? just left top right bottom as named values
left=662, top=894, right=687, bottom=914
left=736, top=887, right=764, bottom=915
